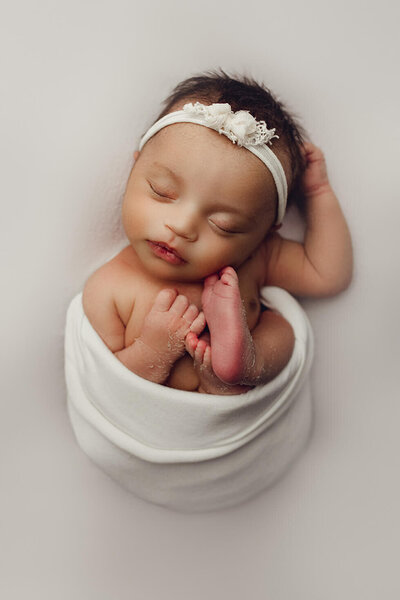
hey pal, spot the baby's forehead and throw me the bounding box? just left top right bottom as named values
left=142, top=124, right=278, bottom=214
left=147, top=122, right=273, bottom=182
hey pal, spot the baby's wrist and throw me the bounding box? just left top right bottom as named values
left=135, top=336, right=172, bottom=365
left=303, top=181, right=333, bottom=199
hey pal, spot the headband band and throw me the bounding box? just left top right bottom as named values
left=138, top=102, right=288, bottom=225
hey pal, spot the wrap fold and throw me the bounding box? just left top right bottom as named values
left=64, top=286, right=314, bottom=512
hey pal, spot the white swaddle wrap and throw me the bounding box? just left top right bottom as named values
left=64, top=286, right=314, bottom=512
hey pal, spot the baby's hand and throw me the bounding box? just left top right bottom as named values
left=139, top=289, right=206, bottom=356
left=301, top=142, right=331, bottom=197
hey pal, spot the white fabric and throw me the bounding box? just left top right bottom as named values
left=64, top=286, right=314, bottom=512
left=138, top=103, right=288, bottom=225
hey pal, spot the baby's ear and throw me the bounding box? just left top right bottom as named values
left=133, top=150, right=140, bottom=161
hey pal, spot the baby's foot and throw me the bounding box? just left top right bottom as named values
left=185, top=332, right=251, bottom=395
left=135, top=288, right=205, bottom=383
left=201, top=267, right=258, bottom=385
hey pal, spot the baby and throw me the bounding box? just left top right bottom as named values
left=82, top=70, right=353, bottom=395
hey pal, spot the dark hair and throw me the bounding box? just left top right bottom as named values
left=153, top=68, right=308, bottom=212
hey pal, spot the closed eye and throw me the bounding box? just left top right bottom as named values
left=148, top=182, right=173, bottom=199
left=209, top=220, right=242, bottom=235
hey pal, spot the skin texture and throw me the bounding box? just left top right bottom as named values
left=82, top=103, right=353, bottom=394
left=121, top=122, right=278, bottom=282
left=114, top=117, right=293, bottom=393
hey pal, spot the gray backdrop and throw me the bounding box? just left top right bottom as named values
left=1, top=0, right=399, bottom=598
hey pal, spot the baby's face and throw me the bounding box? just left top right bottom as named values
left=122, top=122, right=279, bottom=282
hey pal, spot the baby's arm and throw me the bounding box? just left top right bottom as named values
left=83, top=266, right=205, bottom=384
left=264, top=143, right=353, bottom=297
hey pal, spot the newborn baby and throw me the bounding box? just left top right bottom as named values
left=83, top=70, right=353, bottom=395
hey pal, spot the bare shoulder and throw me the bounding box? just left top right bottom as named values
left=259, top=232, right=306, bottom=291
left=82, top=247, right=136, bottom=352
left=247, top=232, right=284, bottom=288
left=260, top=232, right=284, bottom=271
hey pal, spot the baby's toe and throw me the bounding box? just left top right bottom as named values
left=194, top=339, right=212, bottom=369
left=204, top=273, right=219, bottom=289
left=194, top=339, right=207, bottom=364
left=185, top=331, right=199, bottom=357
left=203, top=345, right=212, bottom=368
left=219, top=266, right=238, bottom=286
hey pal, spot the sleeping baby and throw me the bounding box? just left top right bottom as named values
left=82, top=69, right=353, bottom=395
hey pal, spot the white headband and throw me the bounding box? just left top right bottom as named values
left=138, top=102, right=288, bottom=225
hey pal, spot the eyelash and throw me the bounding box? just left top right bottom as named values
left=149, top=183, right=171, bottom=199
left=209, top=221, right=241, bottom=235
left=149, top=183, right=241, bottom=235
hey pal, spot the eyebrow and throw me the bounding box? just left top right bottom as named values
left=151, top=162, right=182, bottom=182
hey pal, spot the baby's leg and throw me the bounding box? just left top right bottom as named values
left=116, top=289, right=205, bottom=384
left=186, top=332, right=253, bottom=395
left=188, top=267, right=295, bottom=390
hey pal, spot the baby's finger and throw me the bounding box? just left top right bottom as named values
left=189, top=311, right=206, bottom=336
left=182, top=303, right=199, bottom=324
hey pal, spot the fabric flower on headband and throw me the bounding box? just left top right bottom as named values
left=182, top=102, right=279, bottom=147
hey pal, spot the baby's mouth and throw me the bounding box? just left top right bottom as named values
left=147, top=240, right=186, bottom=265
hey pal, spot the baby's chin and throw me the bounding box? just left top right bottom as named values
left=143, top=260, right=210, bottom=283
left=149, top=263, right=238, bottom=284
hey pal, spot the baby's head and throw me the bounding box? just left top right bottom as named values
left=122, top=69, right=307, bottom=282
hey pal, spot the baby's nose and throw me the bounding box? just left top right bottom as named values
left=165, top=210, right=198, bottom=241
